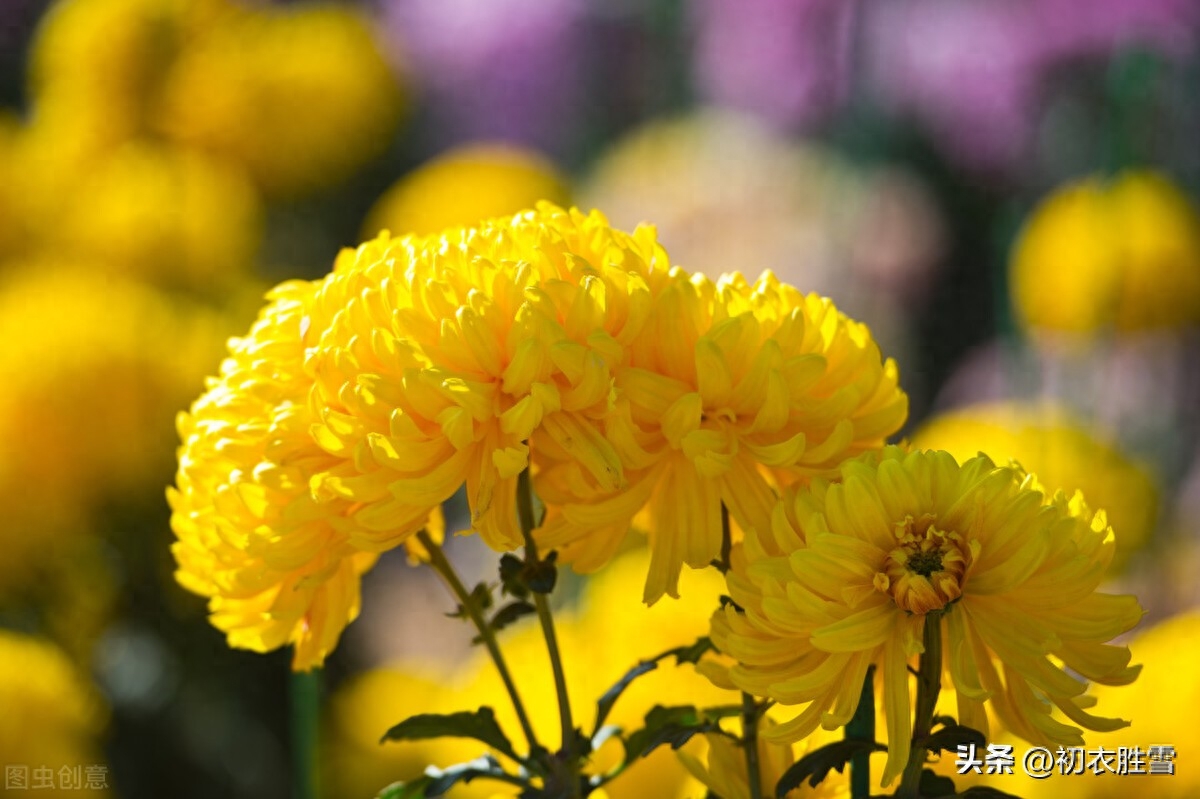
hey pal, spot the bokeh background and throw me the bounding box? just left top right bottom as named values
left=1, top=1, right=1199, bottom=797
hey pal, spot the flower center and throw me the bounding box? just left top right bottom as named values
left=873, top=513, right=978, bottom=615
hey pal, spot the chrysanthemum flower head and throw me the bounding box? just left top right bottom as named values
left=537, top=270, right=908, bottom=603
left=170, top=277, right=440, bottom=670
left=1011, top=170, right=1200, bottom=335
left=913, top=401, right=1160, bottom=565
left=305, top=203, right=674, bottom=552
left=364, top=143, right=571, bottom=239
left=711, top=446, right=1142, bottom=786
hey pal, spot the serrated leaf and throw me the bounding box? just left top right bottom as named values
left=623, top=705, right=720, bottom=761
left=381, top=707, right=520, bottom=762
left=918, top=768, right=957, bottom=797
left=774, top=739, right=886, bottom=797
left=374, top=777, right=433, bottom=799
left=424, top=755, right=514, bottom=796
left=922, top=723, right=986, bottom=756
left=446, top=582, right=494, bottom=620
left=471, top=601, right=537, bottom=643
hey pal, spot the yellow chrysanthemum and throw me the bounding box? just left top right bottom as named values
left=364, top=143, right=571, bottom=239
left=970, top=611, right=1200, bottom=799
left=0, top=265, right=228, bottom=589
left=1011, top=170, right=1200, bottom=335
left=169, top=275, right=440, bottom=670
left=154, top=2, right=405, bottom=196
left=678, top=718, right=848, bottom=799
left=711, top=446, right=1142, bottom=786
left=913, top=402, right=1159, bottom=565
left=0, top=631, right=109, bottom=798
left=537, top=271, right=908, bottom=603
left=324, top=546, right=729, bottom=799
left=305, top=204, right=674, bottom=553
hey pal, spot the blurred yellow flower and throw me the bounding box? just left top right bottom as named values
left=364, top=143, right=571, bottom=239
left=54, top=142, right=262, bottom=291
left=0, top=631, right=109, bottom=798
left=537, top=271, right=908, bottom=603
left=678, top=718, right=848, bottom=799
left=1011, top=170, right=1200, bottom=335
left=711, top=447, right=1142, bottom=786
left=170, top=275, right=440, bottom=670
left=155, top=2, right=405, bottom=196
left=324, top=547, right=729, bottom=798
left=913, top=402, right=1159, bottom=564
left=306, top=204, right=671, bottom=553
left=27, top=0, right=222, bottom=151
left=0, top=265, right=228, bottom=586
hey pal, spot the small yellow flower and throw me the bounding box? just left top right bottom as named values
left=537, top=271, right=908, bottom=603
left=154, top=2, right=405, bottom=196
left=364, top=143, right=571, bottom=239
left=711, top=447, right=1142, bottom=786
left=913, top=401, right=1159, bottom=565
left=306, top=204, right=672, bottom=552
left=170, top=277, right=439, bottom=670
left=0, top=631, right=109, bottom=798
left=1011, top=170, right=1200, bottom=335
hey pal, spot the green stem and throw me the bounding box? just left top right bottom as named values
left=418, top=529, right=540, bottom=753
left=741, top=692, right=764, bottom=799
left=718, top=503, right=732, bottom=574
left=846, top=666, right=876, bottom=799
left=897, top=612, right=944, bottom=798
left=517, top=467, right=581, bottom=799
left=290, top=669, right=320, bottom=799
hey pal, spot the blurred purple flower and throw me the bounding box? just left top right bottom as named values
left=1035, top=0, right=1200, bottom=62
left=380, top=0, right=588, bottom=157
left=691, top=0, right=855, bottom=132
left=865, top=0, right=1041, bottom=172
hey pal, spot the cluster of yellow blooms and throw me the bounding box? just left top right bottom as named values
left=172, top=203, right=1142, bottom=794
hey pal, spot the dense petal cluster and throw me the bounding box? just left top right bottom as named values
left=306, top=204, right=675, bottom=552
left=173, top=202, right=904, bottom=664
left=170, top=274, right=440, bottom=670
left=711, top=446, right=1142, bottom=786
left=538, top=270, right=907, bottom=602
left=913, top=401, right=1160, bottom=565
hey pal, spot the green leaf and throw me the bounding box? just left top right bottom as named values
left=425, top=755, right=518, bottom=796
left=774, top=739, right=886, bottom=797
left=381, top=707, right=521, bottom=763
left=918, top=768, right=958, bottom=798
left=623, top=705, right=720, bottom=761
left=922, top=723, right=986, bottom=756
left=374, top=777, right=433, bottom=799
left=957, top=788, right=1025, bottom=799
left=471, top=601, right=536, bottom=644
left=718, top=594, right=744, bottom=613
left=593, top=638, right=715, bottom=733
left=446, top=582, right=494, bottom=620
left=498, top=552, right=558, bottom=596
